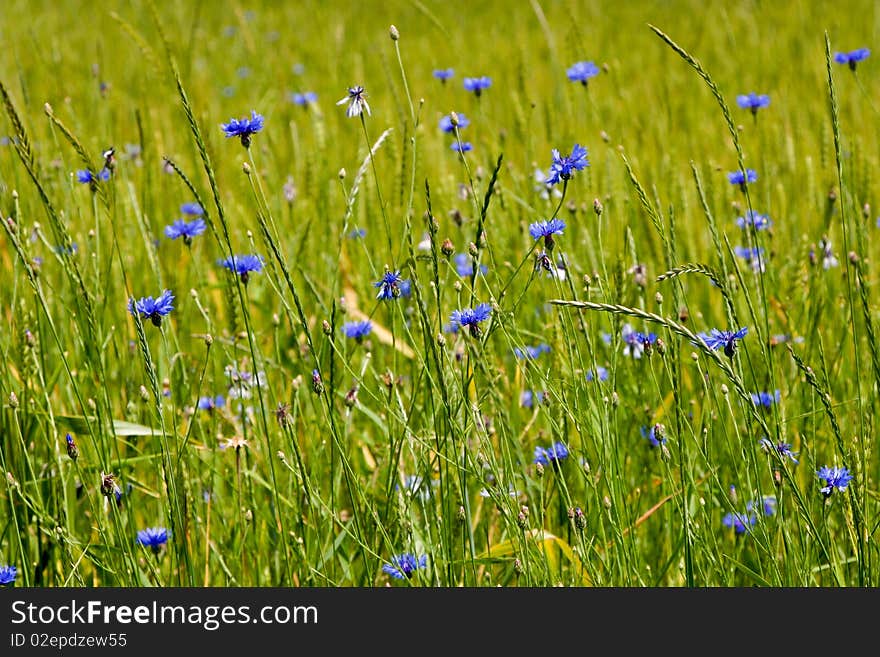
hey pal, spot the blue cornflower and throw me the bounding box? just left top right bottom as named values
left=220, top=110, right=264, bottom=147
left=0, top=565, right=16, bottom=586
left=520, top=390, right=545, bottom=408
left=736, top=92, right=770, bottom=115
left=383, top=553, right=427, bottom=579
left=290, top=91, right=317, bottom=106
left=585, top=366, right=609, bottom=382
left=343, top=320, right=372, bottom=342
left=759, top=438, right=799, bottom=463
left=454, top=253, right=488, bottom=277
left=433, top=68, right=454, bottom=83
left=197, top=395, right=225, bottom=412
left=728, top=168, right=758, bottom=190
left=348, top=228, right=367, bottom=239
left=451, top=141, right=473, bottom=153
left=53, top=243, right=78, bottom=256
left=736, top=210, right=772, bottom=230
left=622, top=324, right=656, bottom=358
left=463, top=76, right=492, bottom=96
left=817, top=466, right=853, bottom=497
left=513, top=343, right=550, bottom=360
left=641, top=424, right=666, bottom=448
left=450, top=303, right=492, bottom=338
left=180, top=202, right=204, bottom=216
left=128, top=289, right=175, bottom=327
left=533, top=441, right=569, bottom=466
left=136, top=527, right=170, bottom=554
left=164, top=218, right=207, bottom=244
left=733, top=245, right=766, bottom=272
left=399, top=279, right=412, bottom=298
left=545, top=144, right=589, bottom=186
left=65, top=433, right=78, bottom=461
left=218, top=254, right=264, bottom=284
left=439, top=113, right=469, bottom=133
left=699, top=327, right=748, bottom=358
left=76, top=168, right=111, bottom=185
left=722, top=511, right=756, bottom=535
left=751, top=390, right=781, bottom=408
left=374, top=270, right=410, bottom=300
left=747, top=496, right=777, bottom=517
left=567, top=61, right=600, bottom=85
left=529, top=218, right=566, bottom=251
left=337, top=85, right=371, bottom=118
left=834, top=47, right=870, bottom=71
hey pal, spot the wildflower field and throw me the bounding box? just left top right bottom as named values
left=0, top=0, right=878, bottom=588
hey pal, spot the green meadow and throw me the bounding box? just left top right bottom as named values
left=0, top=0, right=878, bottom=586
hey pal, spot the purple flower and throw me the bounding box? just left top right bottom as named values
left=834, top=47, right=870, bottom=71
left=520, top=390, right=545, bottom=408
left=454, top=253, right=488, bottom=277
left=463, top=76, right=492, bottom=96
left=180, top=202, right=204, bottom=216
left=759, top=438, right=799, bottom=463
left=0, top=565, right=16, bottom=586
left=433, top=68, right=454, bottom=82
left=136, top=527, right=170, bottom=554
left=218, top=254, right=264, bottom=283
left=290, top=91, right=317, bottom=106
left=736, top=210, right=772, bottom=230
left=450, top=303, right=492, bottom=337
left=641, top=424, right=666, bottom=447
left=545, top=144, right=589, bottom=186
left=128, top=289, right=175, bottom=327
left=451, top=141, right=473, bottom=153
left=728, top=169, right=757, bottom=190
left=567, top=61, right=600, bottom=85
left=722, top=511, right=756, bottom=535
left=220, top=110, right=264, bottom=147
left=751, top=390, right=781, bottom=408
left=698, top=327, right=748, bottom=358
left=734, top=246, right=766, bottom=273
left=622, top=324, right=656, bottom=358
left=76, top=168, right=111, bottom=185
left=816, top=466, right=853, bottom=497
left=164, top=218, right=207, bottom=244
left=533, top=441, right=569, bottom=466
left=736, top=92, right=770, bottom=115
left=513, top=343, right=550, bottom=360
left=337, top=86, right=370, bottom=118
left=439, top=113, right=469, bottom=133
left=585, top=366, right=609, bottom=382
left=374, top=270, right=410, bottom=301
left=383, top=553, right=427, bottom=579
left=343, top=320, right=372, bottom=342
left=528, top=218, right=566, bottom=251
left=197, top=395, right=225, bottom=412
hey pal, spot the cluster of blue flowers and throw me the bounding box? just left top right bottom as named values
left=723, top=496, right=777, bottom=535
left=513, top=343, right=551, bottom=360
left=108, top=44, right=875, bottom=586
left=533, top=441, right=569, bottom=466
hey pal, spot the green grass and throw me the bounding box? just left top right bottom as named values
left=0, top=0, right=878, bottom=587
